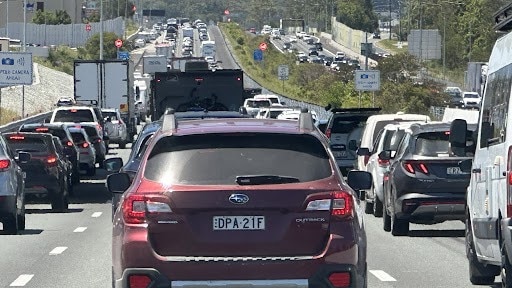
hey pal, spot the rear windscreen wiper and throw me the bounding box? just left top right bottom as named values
left=236, top=175, right=300, bottom=185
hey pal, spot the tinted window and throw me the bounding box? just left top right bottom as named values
left=6, top=136, right=48, bottom=152
left=144, top=133, right=332, bottom=185
left=102, top=111, right=118, bottom=121
left=414, top=132, right=450, bottom=156
left=384, top=130, right=406, bottom=151
left=246, top=100, right=271, bottom=108
left=372, top=120, right=399, bottom=142
left=82, top=126, right=99, bottom=138
left=331, top=116, right=367, bottom=134
left=54, top=109, right=95, bottom=122
left=269, top=110, right=285, bottom=118
left=70, top=132, right=86, bottom=144
left=19, top=127, right=67, bottom=141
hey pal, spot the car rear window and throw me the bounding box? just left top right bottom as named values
left=144, top=133, right=332, bottom=185
left=246, top=100, right=271, bottom=108
left=414, top=132, right=450, bottom=156
left=102, top=111, right=118, bottom=121
left=81, top=126, right=99, bottom=138
left=19, top=127, right=67, bottom=141
left=6, top=136, right=48, bottom=153
left=70, top=132, right=86, bottom=144
left=54, top=109, right=95, bottom=122
left=331, top=116, right=367, bottom=134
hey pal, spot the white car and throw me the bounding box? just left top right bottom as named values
left=288, top=35, right=297, bottom=43
left=276, top=109, right=318, bottom=125
left=101, top=109, right=128, bottom=149
left=67, top=127, right=96, bottom=176
left=256, top=107, right=294, bottom=119
left=462, top=92, right=481, bottom=109
left=134, top=38, right=146, bottom=49
left=253, top=94, right=282, bottom=106
left=243, top=98, right=272, bottom=117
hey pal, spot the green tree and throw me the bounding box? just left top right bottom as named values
left=32, top=11, right=55, bottom=24
left=336, top=0, right=378, bottom=32
left=85, top=32, right=123, bottom=59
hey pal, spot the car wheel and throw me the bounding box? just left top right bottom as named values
left=383, top=207, right=391, bottom=232
left=373, top=193, right=383, bottom=217
left=119, top=141, right=126, bottom=149
left=98, top=156, right=105, bottom=168
left=51, top=187, right=68, bottom=212
left=391, top=213, right=409, bottom=236
left=502, top=242, right=512, bottom=287
left=72, top=167, right=80, bottom=184
left=3, top=214, right=18, bottom=235
left=466, top=215, right=498, bottom=284
left=86, top=165, right=96, bottom=176
left=364, top=195, right=373, bottom=214
left=17, top=210, right=25, bottom=231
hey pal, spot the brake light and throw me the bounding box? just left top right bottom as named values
left=35, top=127, right=49, bottom=132
left=82, top=142, right=89, bottom=148
left=378, top=158, right=389, bottom=167
left=96, top=138, right=102, bottom=143
left=70, top=109, right=77, bottom=112
left=325, top=128, right=332, bottom=138
left=9, top=135, right=25, bottom=140
left=305, top=192, right=353, bottom=218
left=328, top=272, right=351, bottom=288
left=128, top=274, right=152, bottom=288
left=418, top=163, right=429, bottom=174
left=122, top=195, right=172, bottom=224
left=46, top=155, right=58, bottom=166
left=66, top=141, right=73, bottom=147
left=403, top=161, right=415, bottom=174
left=0, top=159, right=10, bottom=170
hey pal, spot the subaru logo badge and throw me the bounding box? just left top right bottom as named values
left=229, top=193, right=249, bottom=204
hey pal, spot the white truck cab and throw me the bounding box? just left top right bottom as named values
left=450, top=7, right=512, bottom=285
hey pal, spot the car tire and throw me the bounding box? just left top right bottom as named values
left=51, top=186, right=69, bottom=212
left=466, top=215, right=498, bottom=284
left=373, top=193, right=383, bottom=217
left=17, top=210, right=25, bottom=231
left=3, top=214, right=18, bottom=235
left=391, top=214, right=409, bottom=236
left=364, top=197, right=373, bottom=214
left=72, top=167, right=80, bottom=185
left=98, top=156, right=105, bottom=168
left=383, top=207, right=391, bottom=232
left=86, top=165, right=96, bottom=176
left=119, top=141, right=126, bottom=149
left=501, top=243, right=512, bottom=287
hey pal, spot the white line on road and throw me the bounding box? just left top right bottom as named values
left=370, top=270, right=397, bottom=282
left=91, top=212, right=102, bottom=218
left=73, top=227, right=87, bottom=233
left=49, top=246, right=68, bottom=255
left=9, top=274, right=34, bottom=286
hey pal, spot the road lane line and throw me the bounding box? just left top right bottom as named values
left=91, top=212, right=102, bottom=218
left=370, top=270, right=397, bottom=281
left=49, top=246, right=68, bottom=255
left=73, top=227, right=87, bottom=233
left=9, top=274, right=34, bottom=286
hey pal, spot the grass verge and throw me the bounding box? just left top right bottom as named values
left=0, top=107, right=20, bottom=126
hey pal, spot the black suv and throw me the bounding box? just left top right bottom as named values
left=380, top=122, right=476, bottom=235
left=19, top=123, right=80, bottom=185
left=4, top=132, right=70, bottom=211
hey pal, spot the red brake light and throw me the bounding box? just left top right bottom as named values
left=403, top=161, right=415, bottom=174
left=46, top=155, right=58, bottom=166
left=66, top=141, right=73, bottom=147
left=305, top=191, right=354, bottom=219
left=328, top=272, right=351, bottom=288
left=9, top=135, right=25, bottom=140
left=35, top=127, right=49, bottom=132
left=325, top=128, right=332, bottom=138
left=378, top=158, right=390, bottom=167
left=0, top=159, right=10, bottom=170
left=418, top=163, right=429, bottom=174
left=71, top=109, right=77, bottom=112
left=75, top=125, right=81, bottom=128
left=122, top=195, right=147, bottom=224
left=507, top=146, right=512, bottom=217
left=82, top=142, right=89, bottom=148
left=96, top=138, right=102, bottom=143
left=128, top=274, right=152, bottom=288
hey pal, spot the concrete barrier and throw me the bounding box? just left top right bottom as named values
left=0, top=111, right=53, bottom=133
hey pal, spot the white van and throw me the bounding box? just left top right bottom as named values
left=449, top=10, right=512, bottom=285
left=253, top=94, right=282, bottom=106
left=356, top=112, right=431, bottom=171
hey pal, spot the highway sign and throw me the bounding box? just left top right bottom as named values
left=278, top=64, right=289, bottom=80
left=253, top=49, right=263, bottom=61
left=0, top=52, right=33, bottom=85
left=355, top=70, right=380, bottom=91
left=114, top=39, right=123, bottom=48
left=117, top=51, right=130, bottom=60
left=143, top=55, right=167, bottom=74
left=259, top=42, right=268, bottom=51
left=85, top=24, right=91, bottom=31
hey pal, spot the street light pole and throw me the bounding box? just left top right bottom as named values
left=22, top=0, right=26, bottom=118
left=389, top=0, right=392, bottom=40
left=100, top=0, right=104, bottom=60
left=6, top=0, right=8, bottom=38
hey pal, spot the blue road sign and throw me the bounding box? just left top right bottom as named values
left=253, top=49, right=263, bottom=61
left=117, top=51, right=130, bottom=60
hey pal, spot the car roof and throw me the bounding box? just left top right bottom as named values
left=366, top=113, right=430, bottom=122
left=21, top=123, right=66, bottom=129
left=407, top=121, right=477, bottom=134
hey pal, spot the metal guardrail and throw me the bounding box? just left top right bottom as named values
left=0, top=111, right=53, bottom=133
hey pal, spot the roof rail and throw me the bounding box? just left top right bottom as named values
left=494, top=3, right=512, bottom=32
left=329, top=107, right=382, bottom=113
left=299, top=109, right=315, bottom=132
left=162, top=108, right=178, bottom=132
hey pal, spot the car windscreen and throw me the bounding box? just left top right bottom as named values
left=6, top=136, right=48, bottom=153
left=81, top=126, right=99, bottom=138
left=144, top=133, right=332, bottom=185
left=269, top=110, right=286, bottom=118
left=331, top=115, right=368, bottom=134
left=53, top=109, right=94, bottom=122
left=70, top=132, right=86, bottom=144
left=464, top=93, right=479, bottom=99
left=247, top=100, right=271, bottom=108
left=382, top=130, right=406, bottom=151
left=414, top=132, right=450, bottom=156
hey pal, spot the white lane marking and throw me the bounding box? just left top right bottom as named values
left=91, top=212, right=102, bottom=218
left=49, top=246, right=68, bottom=255
left=370, top=270, right=397, bottom=282
left=73, top=227, right=87, bottom=233
left=10, top=274, right=34, bottom=286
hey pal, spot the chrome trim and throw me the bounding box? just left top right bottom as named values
left=161, top=255, right=315, bottom=262
left=171, top=279, right=309, bottom=288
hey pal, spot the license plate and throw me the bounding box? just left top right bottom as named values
left=447, top=167, right=466, bottom=175
left=334, top=151, right=347, bottom=158
left=213, top=216, right=265, bottom=231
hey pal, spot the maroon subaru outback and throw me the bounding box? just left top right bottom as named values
left=106, top=110, right=371, bottom=288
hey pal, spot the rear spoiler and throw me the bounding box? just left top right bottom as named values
left=326, top=107, right=382, bottom=113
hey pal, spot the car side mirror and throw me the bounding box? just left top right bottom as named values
left=106, top=173, right=131, bottom=194
left=378, top=150, right=391, bottom=161
left=348, top=140, right=358, bottom=151
left=17, top=151, right=31, bottom=163
left=459, top=159, right=472, bottom=173
left=104, top=157, right=124, bottom=173
left=449, top=119, right=467, bottom=148
left=357, top=148, right=370, bottom=156
left=347, top=170, right=372, bottom=191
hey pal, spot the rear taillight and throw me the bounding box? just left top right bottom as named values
left=328, top=272, right=351, bottom=288
left=0, top=159, right=10, bottom=170
left=378, top=158, right=389, bottom=167
left=325, top=128, right=331, bottom=138
left=507, top=146, right=512, bottom=217
left=128, top=274, right=152, bottom=288
left=96, top=138, right=102, bottom=143
left=82, top=142, right=89, bottom=148
left=403, top=161, right=415, bottom=174
left=46, top=155, right=58, bottom=166
left=402, top=161, right=429, bottom=174
left=305, top=191, right=354, bottom=218
left=122, top=194, right=172, bottom=224
left=418, top=163, right=429, bottom=174
left=66, top=141, right=73, bottom=147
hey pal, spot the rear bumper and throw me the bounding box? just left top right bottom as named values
left=395, top=193, right=466, bottom=223
left=25, top=174, right=60, bottom=194
left=114, top=264, right=364, bottom=288
left=0, top=195, right=17, bottom=216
